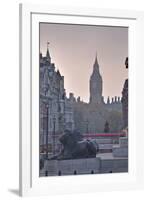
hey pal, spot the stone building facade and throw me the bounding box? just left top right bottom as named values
left=39, top=46, right=74, bottom=153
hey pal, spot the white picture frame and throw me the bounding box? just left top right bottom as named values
left=19, top=3, right=144, bottom=197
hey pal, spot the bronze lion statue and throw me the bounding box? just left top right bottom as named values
left=50, top=130, right=98, bottom=160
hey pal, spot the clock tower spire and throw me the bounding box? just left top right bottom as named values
left=89, top=54, right=102, bottom=104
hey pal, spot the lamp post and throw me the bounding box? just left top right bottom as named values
left=53, top=115, right=56, bottom=155
left=45, top=104, right=49, bottom=160
left=104, top=120, right=110, bottom=133
left=86, top=119, right=89, bottom=133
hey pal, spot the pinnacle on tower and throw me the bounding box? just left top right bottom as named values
left=95, top=51, right=98, bottom=63
left=93, top=52, right=99, bottom=72
left=112, top=97, right=114, bottom=103
left=57, top=69, right=62, bottom=78
left=107, top=96, right=110, bottom=104
left=46, top=42, right=51, bottom=63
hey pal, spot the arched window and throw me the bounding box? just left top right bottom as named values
left=45, top=171, right=48, bottom=176
left=74, top=170, right=77, bottom=175
left=58, top=170, right=61, bottom=176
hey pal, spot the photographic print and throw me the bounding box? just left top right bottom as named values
left=39, top=23, right=128, bottom=177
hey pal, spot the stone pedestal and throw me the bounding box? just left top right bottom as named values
left=44, top=158, right=101, bottom=176
left=41, top=154, right=128, bottom=176
left=120, top=137, right=128, bottom=147
left=112, top=137, right=128, bottom=157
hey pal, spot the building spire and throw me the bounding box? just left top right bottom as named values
left=46, top=42, right=51, bottom=63
left=89, top=52, right=102, bottom=104
left=93, top=51, right=100, bottom=73
left=94, top=51, right=98, bottom=65
left=91, top=52, right=100, bottom=78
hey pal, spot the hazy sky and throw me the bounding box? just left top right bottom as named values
left=40, top=23, right=128, bottom=103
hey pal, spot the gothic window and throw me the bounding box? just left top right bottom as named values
left=58, top=104, right=61, bottom=112
left=50, top=118, right=52, bottom=129
left=40, top=117, right=48, bottom=131
left=62, top=93, right=65, bottom=100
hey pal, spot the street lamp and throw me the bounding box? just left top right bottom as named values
left=53, top=115, right=56, bottom=155
left=86, top=119, right=89, bottom=133
left=45, top=104, right=49, bottom=160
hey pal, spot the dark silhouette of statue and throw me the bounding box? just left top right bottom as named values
left=122, top=57, right=128, bottom=128
left=50, top=130, right=97, bottom=160
left=104, top=121, right=110, bottom=133
left=125, top=57, right=128, bottom=69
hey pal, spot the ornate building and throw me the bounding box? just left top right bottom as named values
left=39, top=45, right=74, bottom=153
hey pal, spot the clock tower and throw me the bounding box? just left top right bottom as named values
left=89, top=55, right=102, bottom=104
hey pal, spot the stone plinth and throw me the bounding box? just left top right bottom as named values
left=44, top=158, right=101, bottom=176
left=112, top=146, right=128, bottom=157
left=41, top=154, right=128, bottom=176
left=119, top=137, right=128, bottom=147
left=112, top=137, right=128, bottom=157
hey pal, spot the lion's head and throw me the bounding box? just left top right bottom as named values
left=59, top=130, right=77, bottom=148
